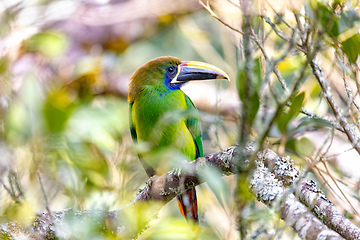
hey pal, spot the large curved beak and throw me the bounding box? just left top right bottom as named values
left=170, top=61, right=230, bottom=85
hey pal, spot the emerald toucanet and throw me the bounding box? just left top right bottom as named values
left=128, top=56, right=229, bottom=222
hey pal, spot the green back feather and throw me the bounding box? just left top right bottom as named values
left=129, top=90, right=203, bottom=162
left=184, top=94, right=203, bottom=158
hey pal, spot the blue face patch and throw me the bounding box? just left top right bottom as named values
left=164, top=65, right=183, bottom=90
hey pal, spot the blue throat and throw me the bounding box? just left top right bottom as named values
left=164, top=73, right=185, bottom=91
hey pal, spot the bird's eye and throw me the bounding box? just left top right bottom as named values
left=167, top=66, right=175, bottom=73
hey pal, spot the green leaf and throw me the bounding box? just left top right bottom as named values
left=276, top=111, right=291, bottom=134
left=199, top=166, right=228, bottom=206
left=5, top=78, right=43, bottom=144
left=338, top=10, right=360, bottom=34
left=236, top=58, right=262, bottom=126
left=253, top=57, right=262, bottom=89
left=43, top=89, right=75, bottom=133
left=310, top=0, right=339, bottom=37
left=248, top=91, right=260, bottom=126
left=297, top=116, right=333, bottom=129
left=237, top=173, right=253, bottom=203
left=285, top=116, right=333, bottom=140
left=24, top=32, right=67, bottom=58
left=236, top=69, right=246, bottom=102
left=342, top=34, right=360, bottom=64
left=66, top=98, right=129, bottom=149
left=5, top=101, right=30, bottom=144
left=276, top=92, right=304, bottom=134
left=295, top=137, right=315, bottom=157
left=288, top=92, right=305, bottom=119
left=285, top=138, right=296, bottom=152
left=0, top=57, right=8, bottom=74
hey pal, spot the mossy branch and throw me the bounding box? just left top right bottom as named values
left=1, top=147, right=358, bottom=239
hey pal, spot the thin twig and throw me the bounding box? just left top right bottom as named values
left=37, top=170, right=51, bottom=216
left=264, top=0, right=294, bottom=30
left=320, top=158, right=360, bottom=217
left=299, top=107, right=344, bottom=132
left=310, top=58, right=360, bottom=155
left=198, top=0, right=245, bottom=35
left=261, top=16, right=307, bottom=54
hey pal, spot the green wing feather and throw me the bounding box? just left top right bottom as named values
left=184, top=94, right=203, bottom=159
left=180, top=94, right=201, bottom=222
left=129, top=102, right=156, bottom=177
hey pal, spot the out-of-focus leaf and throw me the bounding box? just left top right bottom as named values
left=52, top=141, right=111, bottom=206
left=69, top=57, right=105, bottom=100
left=338, top=10, right=360, bottom=34
left=310, top=83, right=322, bottom=98
left=297, top=116, right=333, bottom=129
left=3, top=201, right=34, bottom=224
left=310, top=0, right=339, bottom=37
left=236, top=58, right=261, bottom=126
left=24, top=32, right=67, bottom=58
left=276, top=92, right=305, bottom=134
left=5, top=101, right=30, bottom=144
left=43, top=88, right=75, bottom=133
left=285, top=116, right=333, bottom=140
left=66, top=98, right=128, bottom=149
left=285, top=138, right=296, bottom=153
left=139, top=214, right=196, bottom=239
left=0, top=57, right=8, bottom=74
left=237, top=173, right=253, bottom=203
left=253, top=57, right=262, bottom=89
left=199, top=166, right=228, bottom=206
left=237, top=69, right=246, bottom=103
left=123, top=201, right=166, bottom=237
left=5, top=78, right=42, bottom=144
left=276, top=111, right=291, bottom=134
left=75, top=57, right=102, bottom=78
left=237, top=58, right=261, bottom=101
left=288, top=92, right=305, bottom=119
left=248, top=91, right=260, bottom=126
left=342, top=34, right=360, bottom=64
left=295, top=137, right=315, bottom=157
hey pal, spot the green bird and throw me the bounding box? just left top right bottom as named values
left=128, top=56, right=229, bottom=222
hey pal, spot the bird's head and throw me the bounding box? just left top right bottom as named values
left=128, top=56, right=229, bottom=102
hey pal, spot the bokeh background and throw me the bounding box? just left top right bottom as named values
left=1, top=0, right=360, bottom=239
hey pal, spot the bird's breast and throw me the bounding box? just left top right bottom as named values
left=132, top=90, right=197, bottom=164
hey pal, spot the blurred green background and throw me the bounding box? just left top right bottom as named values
left=1, top=0, right=360, bottom=239
left=0, top=0, right=241, bottom=239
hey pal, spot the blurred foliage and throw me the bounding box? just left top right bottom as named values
left=24, top=32, right=68, bottom=58
left=237, top=57, right=261, bottom=127
left=0, top=0, right=360, bottom=239
left=276, top=92, right=305, bottom=134
left=0, top=0, right=238, bottom=239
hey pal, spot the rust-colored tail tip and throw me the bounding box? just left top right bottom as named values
left=176, top=188, right=198, bottom=222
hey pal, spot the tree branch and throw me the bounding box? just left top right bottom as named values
left=1, top=147, right=358, bottom=239
left=310, top=58, right=360, bottom=155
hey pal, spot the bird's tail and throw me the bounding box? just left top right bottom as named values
left=176, top=188, right=198, bottom=222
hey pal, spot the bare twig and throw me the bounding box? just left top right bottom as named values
left=37, top=170, right=51, bottom=215
left=310, top=58, right=360, bottom=155
left=1, top=171, right=24, bottom=204
left=199, top=0, right=291, bottom=94
left=261, top=16, right=307, bottom=54
left=319, top=159, right=360, bottom=217
left=198, top=0, right=245, bottom=35
left=299, top=107, right=344, bottom=132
